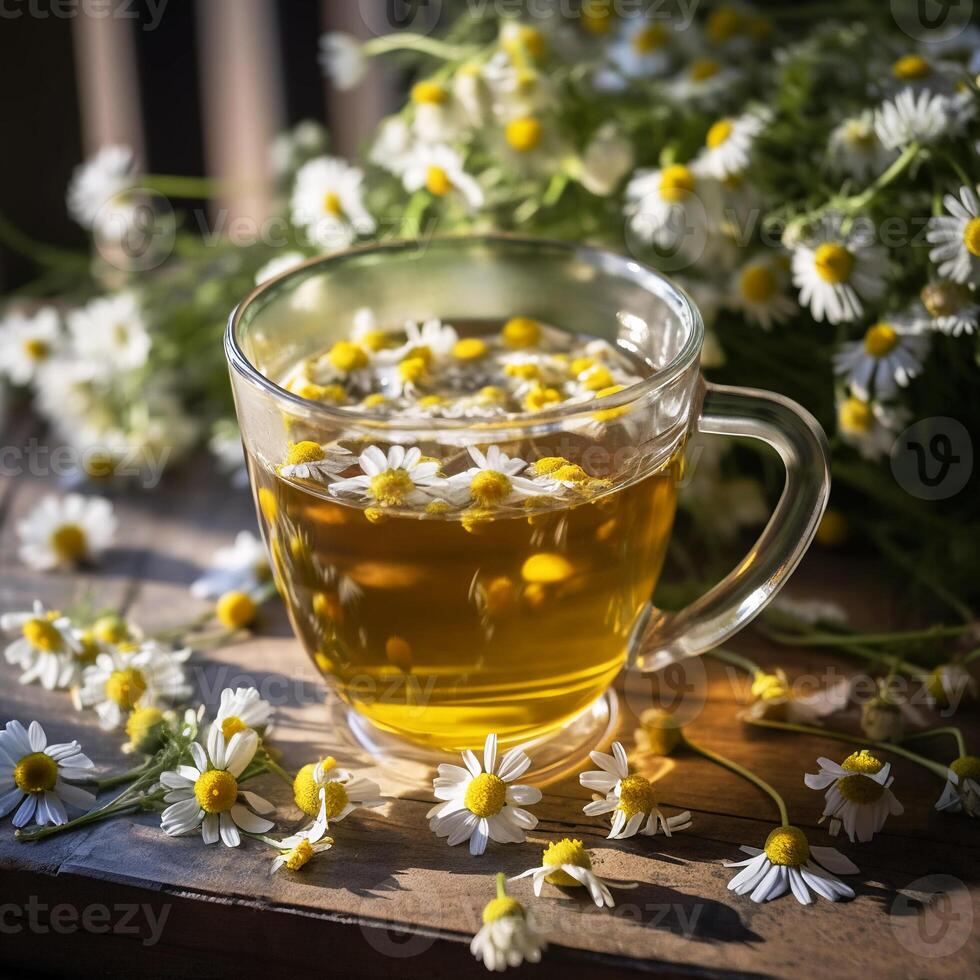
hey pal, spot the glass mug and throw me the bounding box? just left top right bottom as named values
left=225, top=236, right=829, bottom=765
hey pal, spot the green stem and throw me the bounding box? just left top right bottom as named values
left=141, top=175, right=228, bottom=198
left=686, top=737, right=789, bottom=826
left=94, top=757, right=156, bottom=791
left=963, top=647, right=980, bottom=665
left=902, top=726, right=967, bottom=757
left=705, top=647, right=763, bottom=676
left=744, top=717, right=950, bottom=779
left=263, top=756, right=294, bottom=787
left=363, top=33, right=479, bottom=61
left=15, top=788, right=166, bottom=843
left=0, top=211, right=88, bottom=269
left=843, top=142, right=920, bottom=212
left=496, top=872, right=507, bottom=900
left=763, top=624, right=969, bottom=648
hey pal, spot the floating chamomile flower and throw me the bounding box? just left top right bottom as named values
left=509, top=838, right=637, bottom=907
left=318, top=32, right=368, bottom=90
left=741, top=668, right=849, bottom=724
left=725, top=825, right=858, bottom=904
left=471, top=874, right=546, bottom=972
left=805, top=750, right=904, bottom=843
left=214, top=686, right=273, bottom=740
left=278, top=440, right=354, bottom=481
left=874, top=87, right=951, bottom=149
left=726, top=255, right=796, bottom=329
left=74, top=643, right=193, bottom=731
left=828, top=111, right=896, bottom=182
left=68, top=292, right=151, bottom=376
left=428, top=734, right=541, bottom=856
left=191, top=530, right=271, bottom=601
left=1, top=601, right=83, bottom=691
left=694, top=109, right=770, bottom=181
left=292, top=756, right=385, bottom=824
left=270, top=797, right=334, bottom=874
left=329, top=444, right=444, bottom=508
left=835, top=393, right=909, bottom=461
left=17, top=493, right=117, bottom=571
left=0, top=308, right=61, bottom=385
left=926, top=185, right=980, bottom=285
left=625, top=163, right=715, bottom=253
left=290, top=156, right=376, bottom=249
left=832, top=320, right=929, bottom=399
left=579, top=740, right=692, bottom=839
left=402, top=144, right=485, bottom=212
left=935, top=756, right=980, bottom=817
left=448, top=447, right=557, bottom=509
left=788, top=216, right=889, bottom=324
left=160, top=725, right=275, bottom=847
left=66, top=144, right=136, bottom=231
left=0, top=720, right=95, bottom=828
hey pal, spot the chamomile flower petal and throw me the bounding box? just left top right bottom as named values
left=17, top=494, right=117, bottom=571
left=290, top=156, right=376, bottom=249
left=926, top=185, right=980, bottom=285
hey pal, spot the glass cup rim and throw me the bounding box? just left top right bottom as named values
left=225, top=233, right=705, bottom=432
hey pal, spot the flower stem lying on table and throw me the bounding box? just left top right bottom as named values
left=901, top=726, right=967, bottom=758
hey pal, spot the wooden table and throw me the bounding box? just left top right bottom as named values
left=1, top=441, right=977, bottom=979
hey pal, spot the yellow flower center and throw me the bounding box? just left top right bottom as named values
left=503, top=25, right=545, bottom=61
left=688, top=57, right=720, bottom=82
left=193, top=769, right=239, bottom=814
left=453, top=337, right=487, bottom=360
left=950, top=755, right=980, bottom=782
left=92, top=615, right=128, bottom=644
left=464, top=772, right=507, bottom=817
left=963, top=217, right=980, bottom=257
left=13, top=752, right=59, bottom=793
left=398, top=356, right=428, bottom=384
left=892, top=54, right=931, bottom=80
left=633, top=23, right=668, bottom=54
left=286, top=441, right=325, bottom=466
left=501, top=317, right=541, bottom=348
left=522, top=552, right=574, bottom=583
left=816, top=510, right=849, bottom=547
left=258, top=487, right=278, bottom=523
left=470, top=470, right=512, bottom=506
left=221, top=715, right=248, bottom=740
left=23, top=338, right=50, bottom=361
left=51, top=524, right=86, bottom=562
left=706, top=8, right=742, bottom=43
left=369, top=468, right=415, bottom=506
left=482, top=895, right=523, bottom=923
left=531, top=456, right=569, bottom=476
left=360, top=329, right=392, bottom=352
left=706, top=118, right=734, bottom=149
left=505, top=116, right=543, bottom=152
left=321, top=779, right=350, bottom=818
left=592, top=384, right=627, bottom=422
left=580, top=5, right=614, bottom=35
left=839, top=396, right=874, bottom=434
left=837, top=749, right=886, bottom=804
left=636, top=707, right=683, bottom=756
left=477, top=385, right=506, bottom=404
left=740, top=264, right=778, bottom=302
left=106, top=667, right=147, bottom=710
left=582, top=365, right=614, bottom=391
left=411, top=80, right=448, bottom=105
left=293, top=761, right=336, bottom=816
left=552, top=463, right=589, bottom=484
left=750, top=671, right=790, bottom=720
left=813, top=243, right=854, bottom=284
left=542, top=838, right=591, bottom=886
left=659, top=164, right=695, bottom=203
left=523, top=385, right=562, bottom=412
left=426, top=165, right=454, bottom=197
left=764, top=825, right=809, bottom=866
left=863, top=323, right=899, bottom=357
left=505, top=362, right=540, bottom=381
left=328, top=340, right=368, bottom=372
left=362, top=393, right=389, bottom=410
left=22, top=618, right=63, bottom=652
left=483, top=576, right=517, bottom=617
left=125, top=706, right=165, bottom=752
left=616, top=773, right=657, bottom=819
left=921, top=280, right=969, bottom=317
left=285, top=839, right=316, bottom=871
left=216, top=591, right=257, bottom=629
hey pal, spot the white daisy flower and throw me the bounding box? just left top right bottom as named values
left=935, top=755, right=980, bottom=817
left=926, top=185, right=980, bottom=285
left=828, top=111, right=896, bottom=182
left=17, top=493, right=117, bottom=571
left=318, top=32, right=368, bottom=91
left=579, top=740, right=693, bottom=840
left=0, top=720, right=95, bottom=828
left=277, top=440, right=355, bottom=481
left=576, top=123, right=635, bottom=196
left=693, top=108, right=770, bottom=181
left=329, top=444, right=444, bottom=508
left=874, top=87, right=951, bottom=150
left=270, top=797, right=334, bottom=874
left=448, top=447, right=557, bottom=509
left=805, top=750, right=904, bottom=843
left=471, top=874, right=546, bottom=971
left=427, top=733, right=542, bottom=856
left=482, top=53, right=558, bottom=123
left=925, top=662, right=978, bottom=709
left=509, top=837, right=637, bottom=908
left=290, top=156, right=376, bottom=250
left=887, top=51, right=963, bottom=95
left=67, top=292, right=151, bottom=376
left=66, top=144, right=136, bottom=231
left=369, top=116, right=414, bottom=175
left=741, top=668, right=849, bottom=724
left=725, top=825, right=858, bottom=904
left=833, top=319, right=929, bottom=399
left=603, top=18, right=674, bottom=81
left=191, top=531, right=271, bottom=600
left=0, top=308, right=62, bottom=385
left=214, top=686, right=273, bottom=740
left=726, top=254, right=796, bottom=329
left=292, top=757, right=385, bottom=824
left=625, top=163, right=716, bottom=253
left=667, top=57, right=742, bottom=105
left=159, top=725, right=275, bottom=847
left=74, top=642, right=193, bottom=731
left=409, top=79, right=467, bottom=144
left=789, top=217, right=889, bottom=324
left=255, top=251, right=306, bottom=285
left=1, top=601, right=83, bottom=691
left=402, top=144, right=485, bottom=212
left=268, top=120, right=328, bottom=179
left=835, top=393, right=909, bottom=461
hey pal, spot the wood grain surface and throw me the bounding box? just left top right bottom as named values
left=1, top=442, right=977, bottom=980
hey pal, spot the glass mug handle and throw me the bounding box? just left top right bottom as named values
left=635, top=382, right=831, bottom=672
